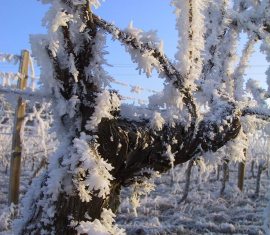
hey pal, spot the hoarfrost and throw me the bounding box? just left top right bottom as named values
left=86, top=90, right=120, bottom=131
left=150, top=112, right=165, bottom=131
left=76, top=209, right=125, bottom=235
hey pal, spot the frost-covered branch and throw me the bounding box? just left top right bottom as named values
left=0, top=53, right=20, bottom=64
left=0, top=71, right=38, bottom=91
left=246, top=79, right=269, bottom=107
left=0, top=87, right=50, bottom=101
left=202, top=0, right=229, bottom=80
left=92, top=13, right=198, bottom=126
left=172, top=0, right=207, bottom=90
left=92, top=14, right=185, bottom=89
left=233, top=36, right=257, bottom=101
left=232, top=1, right=270, bottom=39
left=242, top=107, right=270, bottom=121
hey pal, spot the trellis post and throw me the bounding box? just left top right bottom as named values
left=238, top=161, right=246, bottom=191
left=8, top=50, right=29, bottom=205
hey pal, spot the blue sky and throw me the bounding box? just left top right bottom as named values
left=0, top=0, right=268, bottom=102
left=0, top=0, right=48, bottom=53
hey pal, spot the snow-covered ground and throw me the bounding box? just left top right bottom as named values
left=0, top=159, right=269, bottom=234
left=117, top=163, right=270, bottom=234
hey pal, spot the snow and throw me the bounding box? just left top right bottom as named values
left=69, top=54, right=79, bottom=83
left=64, top=134, right=114, bottom=202
left=117, top=160, right=270, bottom=234
left=124, top=22, right=164, bottom=78
left=172, top=0, right=207, bottom=89
left=51, top=11, right=73, bottom=33
left=0, top=53, right=20, bottom=64
left=85, top=90, right=120, bottom=131
left=150, top=111, right=165, bottom=131
left=76, top=209, right=125, bottom=235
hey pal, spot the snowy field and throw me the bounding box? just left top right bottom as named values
left=0, top=154, right=269, bottom=234
left=117, top=163, right=270, bottom=234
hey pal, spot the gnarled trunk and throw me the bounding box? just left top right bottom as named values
left=53, top=182, right=121, bottom=235
left=16, top=1, right=243, bottom=233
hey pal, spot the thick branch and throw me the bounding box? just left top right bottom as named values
left=242, top=107, right=270, bottom=121
left=96, top=106, right=241, bottom=186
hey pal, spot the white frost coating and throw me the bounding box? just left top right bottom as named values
left=260, top=37, right=270, bottom=94
left=136, top=50, right=161, bottom=77
left=148, top=82, right=192, bottom=128
left=86, top=90, right=120, bottom=131
left=76, top=209, right=125, bottom=235
left=69, top=54, right=79, bottom=82
left=13, top=137, right=70, bottom=234
left=222, top=28, right=239, bottom=97
left=163, top=144, right=176, bottom=169
left=77, top=220, right=110, bottom=235
left=124, top=22, right=163, bottom=78
left=226, top=129, right=248, bottom=163
left=150, top=112, right=165, bottom=131
left=85, top=30, right=112, bottom=88
left=126, top=21, right=143, bottom=41
left=246, top=79, right=268, bottom=107
left=51, top=11, right=73, bottom=33
left=198, top=0, right=232, bottom=103
left=48, top=40, right=60, bottom=58
left=0, top=72, right=23, bottom=87
left=233, top=37, right=256, bottom=101
left=0, top=53, right=20, bottom=64
left=88, top=0, right=104, bottom=9
left=126, top=22, right=163, bottom=49
left=68, top=95, right=80, bottom=118
left=109, top=77, right=158, bottom=94
left=71, top=134, right=114, bottom=202
left=28, top=55, right=36, bottom=91
left=172, top=0, right=189, bottom=75
left=72, top=0, right=87, bottom=5
left=129, top=173, right=158, bottom=217
left=201, top=124, right=247, bottom=171
left=163, top=144, right=177, bottom=180
left=20, top=103, right=50, bottom=159
left=172, top=0, right=208, bottom=89
left=158, top=40, right=164, bottom=56
left=30, top=34, right=56, bottom=94
left=0, top=204, right=16, bottom=231
left=149, top=83, right=184, bottom=110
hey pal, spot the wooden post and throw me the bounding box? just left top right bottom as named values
left=238, top=161, right=246, bottom=191
left=220, top=158, right=229, bottom=195
left=8, top=50, right=29, bottom=205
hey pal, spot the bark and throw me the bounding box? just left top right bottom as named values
left=179, top=159, right=194, bottom=203
left=217, top=165, right=221, bottom=181
left=255, top=162, right=267, bottom=197
left=251, top=160, right=255, bottom=178
left=53, top=182, right=121, bottom=234
left=220, top=159, right=229, bottom=195
left=238, top=161, right=246, bottom=191
left=21, top=179, right=121, bottom=235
